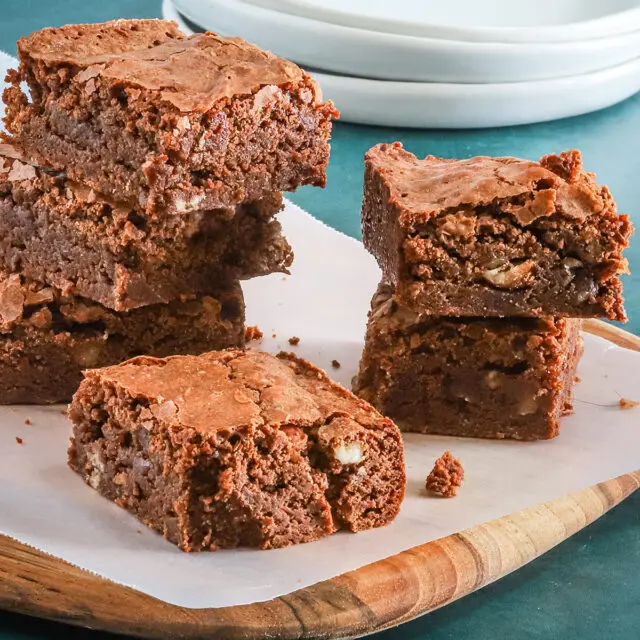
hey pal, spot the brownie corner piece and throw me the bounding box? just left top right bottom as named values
left=5, top=19, right=338, bottom=213
left=68, top=350, right=405, bottom=551
left=353, top=283, right=582, bottom=441
left=361, top=142, right=632, bottom=319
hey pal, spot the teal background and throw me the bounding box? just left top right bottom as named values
left=1, top=1, right=640, bottom=638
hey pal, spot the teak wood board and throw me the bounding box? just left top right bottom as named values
left=0, top=319, right=638, bottom=640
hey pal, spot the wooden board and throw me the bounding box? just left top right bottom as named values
left=0, top=319, right=638, bottom=639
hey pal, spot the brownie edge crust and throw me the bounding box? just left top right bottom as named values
left=68, top=350, right=406, bottom=551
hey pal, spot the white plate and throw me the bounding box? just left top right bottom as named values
left=170, top=0, right=640, bottom=83
left=164, top=0, right=640, bottom=128
left=241, top=0, right=640, bottom=43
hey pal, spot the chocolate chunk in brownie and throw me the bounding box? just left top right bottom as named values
left=362, top=143, right=632, bottom=320
left=353, top=283, right=583, bottom=440
left=0, top=145, right=291, bottom=311
left=68, top=350, right=405, bottom=551
left=4, top=19, right=338, bottom=214
left=0, top=273, right=244, bottom=404
left=425, top=451, right=464, bottom=498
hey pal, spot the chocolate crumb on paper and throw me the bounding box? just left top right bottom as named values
left=15, top=437, right=23, bottom=445
left=288, top=336, right=300, bottom=346
left=426, top=450, right=464, bottom=498
left=24, top=418, right=32, bottom=425
left=331, top=360, right=341, bottom=369
left=619, top=398, right=639, bottom=410
left=245, top=325, right=263, bottom=341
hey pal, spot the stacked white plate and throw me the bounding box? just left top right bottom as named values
left=164, top=0, right=640, bottom=128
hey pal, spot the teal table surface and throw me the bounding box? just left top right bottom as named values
left=2, top=2, right=640, bottom=639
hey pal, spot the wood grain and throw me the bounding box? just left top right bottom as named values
left=0, top=320, right=638, bottom=639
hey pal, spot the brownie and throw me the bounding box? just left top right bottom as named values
left=0, top=145, right=291, bottom=311
left=362, top=143, right=633, bottom=320
left=68, top=350, right=405, bottom=551
left=3, top=19, right=338, bottom=214
left=0, top=273, right=244, bottom=404
left=353, top=284, right=583, bottom=440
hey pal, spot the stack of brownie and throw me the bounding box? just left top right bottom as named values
left=354, top=143, right=633, bottom=440
left=0, top=19, right=336, bottom=403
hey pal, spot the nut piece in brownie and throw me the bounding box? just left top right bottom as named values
left=353, top=284, right=583, bottom=440
left=362, top=143, right=633, bottom=320
left=4, top=19, right=338, bottom=214
left=68, top=350, right=405, bottom=551
left=0, top=145, right=292, bottom=311
left=0, top=274, right=244, bottom=404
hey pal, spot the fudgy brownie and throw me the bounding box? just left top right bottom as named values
left=353, top=284, right=583, bottom=440
left=3, top=19, right=338, bottom=214
left=0, top=274, right=244, bottom=404
left=0, top=145, right=291, bottom=311
left=68, top=350, right=405, bottom=551
left=362, top=143, right=633, bottom=320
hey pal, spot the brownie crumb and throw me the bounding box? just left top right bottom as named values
left=288, top=336, right=300, bottom=346
left=15, top=437, right=23, bottom=445
left=245, top=325, right=263, bottom=341
left=331, top=359, right=341, bottom=369
left=24, top=418, right=32, bottom=425
left=272, top=333, right=277, bottom=338
left=426, top=451, right=464, bottom=497
left=619, top=398, right=639, bottom=410
left=575, top=375, right=582, bottom=383
left=136, top=530, right=142, bottom=535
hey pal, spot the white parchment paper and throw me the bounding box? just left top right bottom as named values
left=0, top=203, right=639, bottom=609
left=1, top=53, right=639, bottom=609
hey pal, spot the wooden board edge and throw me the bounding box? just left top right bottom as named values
left=0, top=320, right=637, bottom=639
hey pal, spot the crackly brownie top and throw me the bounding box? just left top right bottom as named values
left=365, top=142, right=612, bottom=228
left=89, top=350, right=389, bottom=434
left=19, top=19, right=318, bottom=112
left=18, top=19, right=183, bottom=64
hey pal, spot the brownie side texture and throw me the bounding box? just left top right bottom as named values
left=3, top=20, right=338, bottom=214
left=361, top=143, right=633, bottom=320
left=0, top=274, right=244, bottom=404
left=0, top=145, right=291, bottom=311
left=353, top=284, right=582, bottom=441
left=67, top=350, right=405, bottom=551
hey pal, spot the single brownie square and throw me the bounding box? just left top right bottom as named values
left=68, top=350, right=405, bottom=551
left=353, top=284, right=583, bottom=441
left=362, top=143, right=633, bottom=320
left=0, top=274, right=244, bottom=404
left=3, top=19, right=338, bottom=214
left=0, top=145, right=291, bottom=311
